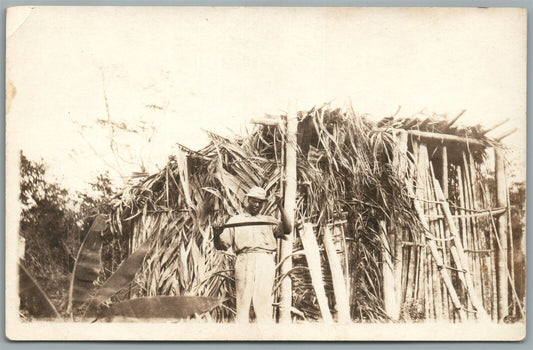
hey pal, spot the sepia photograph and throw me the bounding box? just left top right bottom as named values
left=5, top=6, right=527, bottom=341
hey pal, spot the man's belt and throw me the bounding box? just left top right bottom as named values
left=237, top=248, right=276, bottom=255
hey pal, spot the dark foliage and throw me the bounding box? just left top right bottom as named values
left=19, top=152, right=116, bottom=315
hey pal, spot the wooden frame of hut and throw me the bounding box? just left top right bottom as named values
left=381, top=128, right=519, bottom=323
left=108, top=105, right=522, bottom=323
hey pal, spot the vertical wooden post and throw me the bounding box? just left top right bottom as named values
left=489, top=208, right=498, bottom=321
left=426, top=243, right=434, bottom=319
left=441, top=146, right=448, bottom=199
left=457, top=167, right=468, bottom=251
left=380, top=221, right=399, bottom=320
left=394, top=228, right=404, bottom=318
left=429, top=182, right=445, bottom=319
left=504, top=170, right=516, bottom=316
left=495, top=150, right=509, bottom=321
left=279, top=103, right=298, bottom=323
left=405, top=141, right=422, bottom=304
left=439, top=146, right=450, bottom=318
left=392, top=130, right=407, bottom=315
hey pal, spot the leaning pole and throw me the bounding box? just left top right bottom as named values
left=279, top=102, right=298, bottom=323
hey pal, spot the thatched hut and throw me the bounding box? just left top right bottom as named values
left=107, top=105, right=521, bottom=323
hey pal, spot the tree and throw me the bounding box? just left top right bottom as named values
left=19, top=152, right=120, bottom=310
left=77, top=171, right=115, bottom=233
left=20, top=151, right=78, bottom=254
left=19, top=151, right=82, bottom=309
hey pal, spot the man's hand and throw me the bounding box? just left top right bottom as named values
left=213, top=225, right=224, bottom=238
left=212, top=225, right=225, bottom=250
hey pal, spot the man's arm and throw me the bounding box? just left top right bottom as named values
left=275, top=198, right=292, bottom=238
left=213, top=223, right=234, bottom=251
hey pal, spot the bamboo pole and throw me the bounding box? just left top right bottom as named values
left=393, top=130, right=408, bottom=317
left=413, top=200, right=467, bottom=321
left=468, top=154, right=482, bottom=302
left=457, top=165, right=474, bottom=320
left=299, top=223, right=333, bottom=323
left=504, top=171, right=516, bottom=317
left=481, top=118, right=510, bottom=135
left=469, top=153, right=489, bottom=314
left=416, top=246, right=426, bottom=303
left=406, top=142, right=424, bottom=303
left=389, top=225, right=402, bottom=320
left=425, top=159, right=436, bottom=320
left=423, top=147, right=446, bottom=321
left=380, top=221, right=399, bottom=320
left=404, top=253, right=416, bottom=305
left=406, top=244, right=417, bottom=305
left=472, top=162, right=490, bottom=314
left=480, top=233, right=492, bottom=317
left=275, top=123, right=285, bottom=321
left=418, top=243, right=426, bottom=317
left=496, top=128, right=518, bottom=141
left=463, top=153, right=481, bottom=313
left=415, top=148, right=457, bottom=321
left=422, top=242, right=429, bottom=319
left=405, top=129, right=486, bottom=147
left=441, top=146, right=449, bottom=199
left=393, top=227, right=404, bottom=319
left=461, top=155, right=474, bottom=296
left=426, top=241, right=434, bottom=319
left=439, top=217, right=451, bottom=320
left=274, top=235, right=281, bottom=321
left=433, top=179, right=491, bottom=322
left=486, top=205, right=526, bottom=320
left=432, top=178, right=448, bottom=320
left=433, top=259, right=442, bottom=322
left=449, top=246, right=466, bottom=320
left=494, top=150, right=509, bottom=321
left=488, top=185, right=498, bottom=320
left=413, top=244, right=421, bottom=303
left=450, top=246, right=467, bottom=287
left=279, top=103, right=298, bottom=323
left=457, top=167, right=468, bottom=253
left=323, top=225, right=351, bottom=323
left=401, top=243, right=409, bottom=315
left=447, top=109, right=466, bottom=127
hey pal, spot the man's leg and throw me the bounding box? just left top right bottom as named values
left=235, top=254, right=254, bottom=323
left=252, top=253, right=275, bottom=323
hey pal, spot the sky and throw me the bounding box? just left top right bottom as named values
left=6, top=6, right=527, bottom=192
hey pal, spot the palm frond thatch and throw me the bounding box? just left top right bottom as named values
left=105, top=105, right=501, bottom=322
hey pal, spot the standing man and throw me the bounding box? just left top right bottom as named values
left=214, top=186, right=292, bottom=323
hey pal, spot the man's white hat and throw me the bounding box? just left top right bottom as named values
left=245, top=186, right=267, bottom=201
